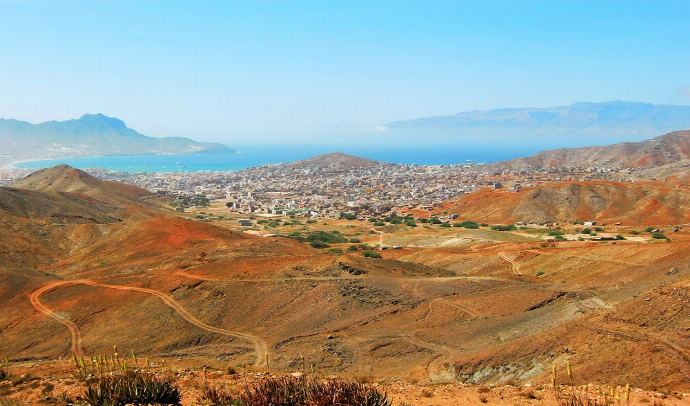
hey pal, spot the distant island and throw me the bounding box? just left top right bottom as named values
left=385, top=101, right=690, bottom=147
left=0, top=113, right=234, bottom=166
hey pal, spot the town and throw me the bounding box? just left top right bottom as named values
left=0, top=153, right=650, bottom=220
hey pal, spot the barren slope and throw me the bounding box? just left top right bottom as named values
left=490, top=130, right=690, bottom=169
left=449, top=181, right=690, bottom=225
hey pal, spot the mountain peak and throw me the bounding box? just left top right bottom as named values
left=78, top=113, right=128, bottom=130
left=12, top=164, right=150, bottom=199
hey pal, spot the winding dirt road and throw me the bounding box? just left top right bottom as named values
left=498, top=251, right=522, bottom=275
left=29, top=280, right=267, bottom=367
left=29, top=282, right=85, bottom=356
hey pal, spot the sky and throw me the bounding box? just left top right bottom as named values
left=1, top=0, right=689, bottom=145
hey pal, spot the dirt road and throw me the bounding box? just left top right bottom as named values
left=498, top=251, right=522, bottom=275
left=29, top=279, right=267, bottom=366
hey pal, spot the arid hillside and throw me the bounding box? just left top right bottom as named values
left=448, top=180, right=690, bottom=225
left=0, top=165, right=688, bottom=404
left=490, top=129, right=690, bottom=169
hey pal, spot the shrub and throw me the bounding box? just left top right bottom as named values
left=491, top=224, right=516, bottom=231
left=197, top=385, right=240, bottom=406
left=548, top=230, right=564, bottom=236
left=368, top=218, right=379, bottom=222
left=440, top=222, right=451, bottom=228
left=341, top=213, right=357, bottom=220
left=389, top=217, right=402, bottom=225
left=242, top=376, right=391, bottom=406
left=405, top=220, right=416, bottom=227
left=457, top=220, right=480, bottom=228
left=373, top=222, right=385, bottom=226
left=310, top=241, right=330, bottom=249
left=581, top=228, right=592, bottom=234
left=347, top=244, right=358, bottom=252
left=536, top=271, right=545, bottom=276
left=362, top=251, right=382, bottom=258
left=651, top=232, right=667, bottom=240
left=594, top=227, right=604, bottom=232
left=430, top=218, right=442, bottom=224
left=83, top=371, right=181, bottom=406
left=480, top=223, right=489, bottom=227
left=328, top=248, right=343, bottom=254
left=615, top=235, right=626, bottom=240
left=349, top=238, right=361, bottom=243
left=0, top=361, right=8, bottom=381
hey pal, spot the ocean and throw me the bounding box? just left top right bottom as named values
left=14, top=144, right=542, bottom=173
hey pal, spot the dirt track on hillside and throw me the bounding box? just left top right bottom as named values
left=29, top=279, right=267, bottom=366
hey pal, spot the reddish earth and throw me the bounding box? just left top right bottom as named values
left=1, top=165, right=689, bottom=405
left=444, top=180, right=690, bottom=225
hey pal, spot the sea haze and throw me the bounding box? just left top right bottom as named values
left=14, top=144, right=542, bottom=173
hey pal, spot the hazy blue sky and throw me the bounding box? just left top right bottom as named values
left=1, top=0, right=689, bottom=144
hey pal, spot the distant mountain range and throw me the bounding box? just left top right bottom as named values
left=0, top=113, right=234, bottom=164
left=385, top=101, right=690, bottom=147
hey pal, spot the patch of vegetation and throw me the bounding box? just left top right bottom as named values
left=615, top=235, right=626, bottom=240
left=651, top=232, right=668, bottom=240
left=644, top=226, right=655, bottom=233
left=306, top=231, right=348, bottom=244
left=347, top=244, right=358, bottom=252
left=288, top=231, right=305, bottom=242
left=349, top=238, right=361, bottom=243
left=480, top=223, right=489, bottom=227
left=536, top=271, right=545, bottom=276
left=581, top=228, right=592, bottom=234
left=457, top=220, right=479, bottom=229
left=439, top=222, right=451, bottom=228
left=362, top=251, right=382, bottom=258
left=552, top=361, right=629, bottom=406
left=373, top=222, right=385, bottom=226
left=594, top=227, right=604, bottom=232
left=341, top=213, right=357, bottom=220
left=0, top=358, right=9, bottom=381
left=404, top=220, right=416, bottom=227
left=491, top=224, right=516, bottom=231
left=548, top=230, right=564, bottom=236
left=83, top=371, right=181, bottom=406
left=430, top=218, right=442, bottom=224
left=197, top=385, right=239, bottom=406
left=238, top=375, right=391, bottom=406
left=328, top=248, right=343, bottom=254
left=310, top=241, right=330, bottom=249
